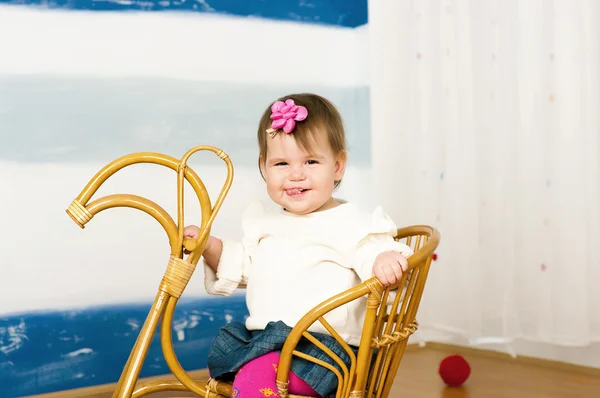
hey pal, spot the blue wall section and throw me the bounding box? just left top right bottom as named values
left=0, top=295, right=248, bottom=398
left=0, top=76, right=371, bottom=397
left=0, top=2, right=369, bottom=395
left=0, top=0, right=368, bottom=28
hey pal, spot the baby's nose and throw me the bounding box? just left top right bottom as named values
left=289, top=167, right=306, bottom=180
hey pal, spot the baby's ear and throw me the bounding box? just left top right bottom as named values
left=334, top=151, right=347, bottom=180
left=258, top=156, right=267, bottom=179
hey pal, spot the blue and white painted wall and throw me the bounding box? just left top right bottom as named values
left=0, top=1, right=370, bottom=396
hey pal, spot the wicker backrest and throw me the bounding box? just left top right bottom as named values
left=276, top=225, right=440, bottom=398
left=365, top=225, right=439, bottom=397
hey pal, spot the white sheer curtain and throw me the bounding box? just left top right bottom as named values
left=368, top=0, right=600, bottom=361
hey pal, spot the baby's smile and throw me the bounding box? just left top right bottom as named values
left=285, top=188, right=309, bottom=198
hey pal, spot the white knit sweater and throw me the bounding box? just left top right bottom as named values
left=203, top=199, right=413, bottom=346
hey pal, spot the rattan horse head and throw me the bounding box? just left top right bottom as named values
left=66, top=146, right=233, bottom=398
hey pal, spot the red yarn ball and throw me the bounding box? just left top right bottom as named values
left=438, top=355, right=471, bottom=387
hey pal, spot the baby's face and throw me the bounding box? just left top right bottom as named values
left=261, top=131, right=346, bottom=215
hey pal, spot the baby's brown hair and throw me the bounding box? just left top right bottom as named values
left=257, top=93, right=347, bottom=187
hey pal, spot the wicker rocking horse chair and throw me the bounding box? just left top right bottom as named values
left=65, top=146, right=440, bottom=398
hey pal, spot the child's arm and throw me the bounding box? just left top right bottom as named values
left=184, top=224, right=245, bottom=296
left=183, top=200, right=264, bottom=296
left=202, top=236, right=223, bottom=272
left=183, top=225, right=222, bottom=272
left=352, top=206, right=414, bottom=285
left=355, top=235, right=413, bottom=285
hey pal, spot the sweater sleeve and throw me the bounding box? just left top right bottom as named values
left=353, top=206, right=414, bottom=282
left=203, top=200, right=264, bottom=296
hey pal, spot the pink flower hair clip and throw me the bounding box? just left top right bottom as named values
left=266, top=99, right=308, bottom=138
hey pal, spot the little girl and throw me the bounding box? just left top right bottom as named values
left=184, top=93, right=413, bottom=397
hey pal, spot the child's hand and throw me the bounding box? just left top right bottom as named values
left=183, top=225, right=201, bottom=254
left=182, top=225, right=220, bottom=256
left=183, top=225, right=200, bottom=240
left=372, top=251, right=409, bottom=286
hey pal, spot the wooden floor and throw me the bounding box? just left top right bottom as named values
left=32, top=344, right=600, bottom=398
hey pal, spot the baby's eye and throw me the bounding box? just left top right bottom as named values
left=275, top=162, right=288, bottom=166
left=306, top=160, right=319, bottom=165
